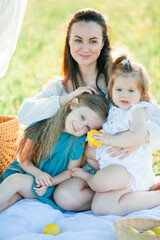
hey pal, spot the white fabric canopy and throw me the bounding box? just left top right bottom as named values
left=0, top=0, right=28, bottom=79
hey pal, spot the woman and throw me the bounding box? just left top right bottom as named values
left=18, top=8, right=160, bottom=213
left=18, top=8, right=110, bottom=125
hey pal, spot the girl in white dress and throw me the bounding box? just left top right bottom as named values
left=71, top=54, right=160, bottom=215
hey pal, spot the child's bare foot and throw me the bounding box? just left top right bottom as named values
left=71, top=167, right=91, bottom=181
left=150, top=182, right=160, bottom=191
left=150, top=177, right=160, bottom=191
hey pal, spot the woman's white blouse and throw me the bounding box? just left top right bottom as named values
left=17, top=77, right=68, bottom=124
left=17, top=78, right=160, bottom=151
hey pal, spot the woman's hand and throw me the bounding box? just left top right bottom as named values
left=105, top=130, right=144, bottom=160
left=59, top=86, right=98, bottom=106
left=106, top=145, right=141, bottom=160
left=35, top=171, right=53, bottom=187
left=34, top=185, right=48, bottom=197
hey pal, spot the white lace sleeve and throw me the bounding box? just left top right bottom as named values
left=0, top=0, right=28, bottom=78
left=17, top=78, right=67, bottom=125
left=125, top=102, right=160, bottom=150
left=147, top=104, right=160, bottom=151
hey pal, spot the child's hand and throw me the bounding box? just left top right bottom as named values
left=87, top=142, right=97, bottom=149
left=33, top=185, right=48, bottom=197
left=87, top=129, right=103, bottom=147
left=92, top=129, right=111, bottom=145
left=35, top=171, right=53, bottom=187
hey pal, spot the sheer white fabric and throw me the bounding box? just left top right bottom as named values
left=0, top=0, right=28, bottom=79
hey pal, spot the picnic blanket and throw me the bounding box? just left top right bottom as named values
left=0, top=198, right=160, bottom=240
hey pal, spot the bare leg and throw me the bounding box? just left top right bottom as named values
left=72, top=164, right=131, bottom=192
left=0, top=193, right=22, bottom=212
left=87, top=159, right=99, bottom=171
left=84, top=143, right=99, bottom=170
left=84, top=143, right=97, bottom=160
left=92, top=188, right=160, bottom=216
left=0, top=173, right=36, bottom=212
left=53, top=144, right=97, bottom=212
left=53, top=178, right=94, bottom=211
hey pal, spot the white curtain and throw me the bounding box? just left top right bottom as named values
left=0, top=0, right=28, bottom=79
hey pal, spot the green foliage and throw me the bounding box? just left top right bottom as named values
left=0, top=0, right=159, bottom=168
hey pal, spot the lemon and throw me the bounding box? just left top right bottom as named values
left=126, top=227, right=139, bottom=233
left=141, top=230, right=156, bottom=235
left=152, top=227, right=160, bottom=235
left=87, top=129, right=103, bottom=147
left=42, top=223, right=60, bottom=235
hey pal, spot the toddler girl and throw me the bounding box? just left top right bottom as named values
left=71, top=54, right=156, bottom=194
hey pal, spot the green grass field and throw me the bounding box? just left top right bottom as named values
left=0, top=0, right=160, bottom=172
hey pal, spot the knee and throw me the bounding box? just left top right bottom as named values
left=53, top=185, right=78, bottom=211
left=91, top=199, right=109, bottom=216
left=91, top=201, right=114, bottom=216
left=88, top=175, right=111, bottom=192
left=7, top=173, right=33, bottom=190
left=88, top=177, right=100, bottom=192
left=7, top=173, right=23, bottom=186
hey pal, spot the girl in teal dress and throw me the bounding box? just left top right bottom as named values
left=0, top=93, right=108, bottom=212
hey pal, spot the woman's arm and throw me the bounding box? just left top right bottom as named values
left=17, top=78, right=97, bottom=125
left=147, top=104, right=160, bottom=151
left=105, top=105, right=160, bottom=158
left=17, top=78, right=64, bottom=125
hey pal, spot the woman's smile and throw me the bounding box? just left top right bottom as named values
left=79, top=54, right=91, bottom=59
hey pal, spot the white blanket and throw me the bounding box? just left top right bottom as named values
left=0, top=199, right=160, bottom=240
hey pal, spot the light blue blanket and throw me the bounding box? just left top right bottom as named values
left=0, top=198, right=160, bottom=240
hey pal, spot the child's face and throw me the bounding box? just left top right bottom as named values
left=65, top=105, right=104, bottom=137
left=112, top=75, right=141, bottom=110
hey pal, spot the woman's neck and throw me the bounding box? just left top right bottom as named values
left=79, top=64, right=98, bottom=87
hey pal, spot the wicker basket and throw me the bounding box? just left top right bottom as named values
left=0, top=115, right=20, bottom=175
left=114, top=218, right=160, bottom=240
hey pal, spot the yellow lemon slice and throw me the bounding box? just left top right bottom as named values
left=42, top=223, right=60, bottom=235
left=141, top=230, right=156, bottom=235
left=152, top=227, right=160, bottom=235
left=126, top=227, right=139, bottom=233
left=87, top=129, right=103, bottom=147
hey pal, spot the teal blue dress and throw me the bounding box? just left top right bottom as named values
left=0, top=132, right=86, bottom=212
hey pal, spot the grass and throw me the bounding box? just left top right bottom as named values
left=0, top=0, right=159, bottom=173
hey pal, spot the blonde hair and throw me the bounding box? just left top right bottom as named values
left=17, top=93, right=109, bottom=167
left=107, top=53, right=152, bottom=104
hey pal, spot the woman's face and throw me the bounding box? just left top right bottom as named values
left=65, top=104, right=103, bottom=137
left=69, top=21, right=104, bottom=67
